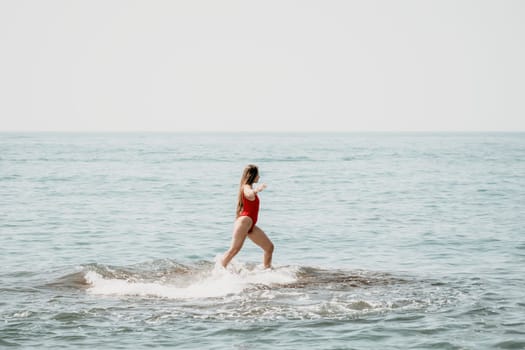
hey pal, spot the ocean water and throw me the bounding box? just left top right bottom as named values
left=1, top=132, right=524, bottom=349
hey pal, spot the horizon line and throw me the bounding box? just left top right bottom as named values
left=1, top=130, right=524, bottom=134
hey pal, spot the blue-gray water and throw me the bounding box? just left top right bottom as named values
left=1, top=132, right=524, bottom=349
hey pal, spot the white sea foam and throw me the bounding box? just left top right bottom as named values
left=85, top=258, right=298, bottom=299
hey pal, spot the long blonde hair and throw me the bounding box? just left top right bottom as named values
left=236, top=164, right=259, bottom=217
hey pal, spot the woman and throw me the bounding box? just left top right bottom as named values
left=221, top=164, right=274, bottom=269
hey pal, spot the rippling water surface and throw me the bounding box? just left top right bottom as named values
left=1, top=132, right=524, bottom=349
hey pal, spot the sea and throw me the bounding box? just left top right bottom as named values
left=1, top=132, right=524, bottom=349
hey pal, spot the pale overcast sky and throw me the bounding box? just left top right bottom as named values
left=1, top=1, right=524, bottom=132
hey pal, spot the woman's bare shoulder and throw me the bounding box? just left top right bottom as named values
left=243, top=185, right=256, bottom=200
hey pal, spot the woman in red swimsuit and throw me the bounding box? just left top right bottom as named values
left=221, top=164, right=274, bottom=269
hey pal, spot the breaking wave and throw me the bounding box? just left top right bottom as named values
left=46, top=258, right=461, bottom=320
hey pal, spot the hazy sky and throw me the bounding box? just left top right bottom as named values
left=1, top=0, right=524, bottom=132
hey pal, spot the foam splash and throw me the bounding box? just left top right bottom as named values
left=53, top=260, right=454, bottom=320
left=85, top=258, right=298, bottom=299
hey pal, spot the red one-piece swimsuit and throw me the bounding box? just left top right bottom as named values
left=239, top=193, right=259, bottom=233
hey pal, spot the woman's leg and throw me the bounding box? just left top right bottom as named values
left=221, top=217, right=252, bottom=268
left=248, top=225, right=274, bottom=268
